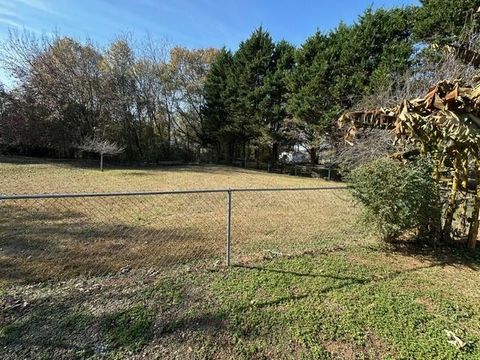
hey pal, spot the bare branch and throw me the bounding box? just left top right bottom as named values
left=79, top=136, right=124, bottom=156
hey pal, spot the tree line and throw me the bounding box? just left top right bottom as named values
left=0, top=34, right=217, bottom=161
left=0, top=0, right=477, bottom=165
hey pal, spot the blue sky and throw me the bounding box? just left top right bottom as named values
left=0, top=0, right=419, bottom=85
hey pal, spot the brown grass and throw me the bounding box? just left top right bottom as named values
left=0, top=155, right=340, bottom=195
left=0, top=156, right=360, bottom=286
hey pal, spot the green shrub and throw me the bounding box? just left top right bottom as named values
left=349, top=157, right=441, bottom=242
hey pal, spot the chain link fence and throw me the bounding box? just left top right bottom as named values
left=0, top=187, right=359, bottom=285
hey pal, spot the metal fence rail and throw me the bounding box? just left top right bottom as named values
left=0, top=186, right=357, bottom=285
left=0, top=186, right=346, bottom=200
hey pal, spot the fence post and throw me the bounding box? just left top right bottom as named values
left=226, top=189, right=232, bottom=266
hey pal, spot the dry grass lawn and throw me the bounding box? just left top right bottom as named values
left=0, top=155, right=338, bottom=195
left=0, top=156, right=357, bottom=286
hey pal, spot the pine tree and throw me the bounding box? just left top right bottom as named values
left=287, top=31, right=332, bottom=163
left=201, top=48, right=235, bottom=161
left=260, top=40, right=295, bottom=163
left=229, top=27, right=275, bottom=162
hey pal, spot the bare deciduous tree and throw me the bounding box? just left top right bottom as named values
left=80, top=136, right=124, bottom=171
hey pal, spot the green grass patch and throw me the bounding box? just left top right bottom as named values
left=103, top=305, right=155, bottom=352
left=1, top=244, right=479, bottom=358
left=206, top=248, right=480, bottom=359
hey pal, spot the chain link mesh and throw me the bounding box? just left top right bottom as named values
left=0, top=187, right=358, bottom=285
left=231, top=188, right=359, bottom=263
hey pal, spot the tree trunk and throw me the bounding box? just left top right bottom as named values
left=271, top=142, right=279, bottom=166
left=433, top=157, right=442, bottom=183
left=100, top=153, right=104, bottom=172
left=467, top=165, right=480, bottom=249
left=309, top=147, right=318, bottom=165
left=443, top=164, right=460, bottom=242
left=227, top=142, right=234, bottom=164
left=458, top=158, right=470, bottom=235
left=244, top=141, right=248, bottom=168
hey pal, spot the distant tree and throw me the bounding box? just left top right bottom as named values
left=202, top=29, right=293, bottom=165
left=80, top=136, right=124, bottom=171
left=261, top=40, right=295, bottom=164
left=230, top=27, right=276, bottom=163
left=1, top=31, right=105, bottom=156
left=289, top=7, right=414, bottom=164
left=201, top=48, right=235, bottom=161
left=102, top=39, right=141, bottom=159
left=0, top=83, right=7, bottom=121
left=169, top=47, right=218, bottom=154
left=287, top=31, right=332, bottom=164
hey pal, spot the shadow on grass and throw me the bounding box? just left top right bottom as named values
left=0, top=246, right=462, bottom=358
left=166, top=260, right=446, bottom=336
left=0, top=155, right=103, bottom=170
left=162, top=311, right=227, bottom=335
left=0, top=289, right=157, bottom=358
left=234, top=260, right=445, bottom=305
left=381, top=241, right=480, bottom=271
left=0, top=201, right=223, bottom=285
left=234, top=264, right=370, bottom=282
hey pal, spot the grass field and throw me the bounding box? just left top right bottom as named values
left=0, top=156, right=355, bottom=286
left=1, top=156, right=480, bottom=359
left=0, top=156, right=336, bottom=194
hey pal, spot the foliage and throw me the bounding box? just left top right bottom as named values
left=340, top=80, right=480, bottom=248
left=0, top=32, right=217, bottom=161
left=413, top=0, right=479, bottom=44
left=334, top=129, right=400, bottom=177
left=0, top=1, right=476, bottom=168
left=349, top=157, right=441, bottom=242
left=202, top=28, right=294, bottom=163
left=286, top=7, right=414, bottom=163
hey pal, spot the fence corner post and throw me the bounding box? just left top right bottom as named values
left=226, top=189, right=232, bottom=267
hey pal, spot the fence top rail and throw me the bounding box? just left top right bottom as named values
left=0, top=186, right=348, bottom=200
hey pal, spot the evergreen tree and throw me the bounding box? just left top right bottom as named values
left=288, top=7, right=414, bottom=163
left=229, top=27, right=275, bottom=161
left=413, top=0, right=479, bottom=44
left=201, top=48, right=235, bottom=161
left=260, top=40, right=295, bottom=163
left=287, top=32, right=332, bottom=163
left=331, top=7, right=414, bottom=106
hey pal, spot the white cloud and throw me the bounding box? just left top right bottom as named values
left=13, top=0, right=65, bottom=17
left=0, top=15, right=41, bottom=34
left=15, top=0, right=50, bottom=12
left=0, top=8, right=17, bottom=18
left=0, top=17, right=23, bottom=28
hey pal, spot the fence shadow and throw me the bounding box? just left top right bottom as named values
left=235, top=260, right=446, bottom=292
left=0, top=201, right=223, bottom=285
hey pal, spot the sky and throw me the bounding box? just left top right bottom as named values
left=0, top=0, right=419, bottom=85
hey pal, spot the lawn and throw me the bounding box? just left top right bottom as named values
left=0, top=156, right=356, bottom=287
left=1, top=156, right=479, bottom=359
left=2, top=243, right=479, bottom=359
left=0, top=155, right=336, bottom=195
